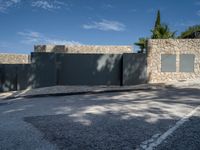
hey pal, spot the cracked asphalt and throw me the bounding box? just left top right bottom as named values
left=0, top=87, right=200, bottom=150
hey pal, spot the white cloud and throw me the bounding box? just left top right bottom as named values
left=31, top=0, right=67, bottom=10
left=130, top=9, right=137, bottom=12
left=83, top=19, right=126, bottom=31
left=147, top=8, right=155, bottom=13
left=174, top=21, right=197, bottom=27
left=195, top=1, right=200, bottom=5
left=102, top=4, right=114, bottom=9
left=0, top=0, right=69, bottom=13
left=197, top=10, right=200, bottom=16
left=0, top=0, right=21, bottom=13
left=45, top=39, right=82, bottom=45
left=18, top=30, right=82, bottom=45
left=18, top=31, right=41, bottom=43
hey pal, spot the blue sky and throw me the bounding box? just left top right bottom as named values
left=0, top=0, right=200, bottom=54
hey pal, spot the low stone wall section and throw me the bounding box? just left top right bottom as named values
left=0, top=53, right=30, bottom=64
left=34, top=45, right=133, bottom=54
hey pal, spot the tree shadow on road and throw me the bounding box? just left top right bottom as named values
left=2, top=86, right=200, bottom=149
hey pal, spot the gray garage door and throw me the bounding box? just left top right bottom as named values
left=123, top=53, right=147, bottom=85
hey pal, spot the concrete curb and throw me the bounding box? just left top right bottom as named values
left=3, top=86, right=156, bottom=100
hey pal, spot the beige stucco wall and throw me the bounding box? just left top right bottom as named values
left=34, top=45, right=133, bottom=54
left=147, top=39, right=200, bottom=83
left=0, top=53, right=30, bottom=64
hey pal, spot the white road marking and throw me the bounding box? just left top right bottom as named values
left=137, top=106, right=200, bottom=150
left=139, top=133, right=161, bottom=150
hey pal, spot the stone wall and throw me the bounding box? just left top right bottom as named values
left=147, top=39, right=200, bottom=83
left=34, top=45, right=133, bottom=54
left=0, top=53, right=30, bottom=64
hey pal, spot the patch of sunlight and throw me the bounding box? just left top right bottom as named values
left=53, top=107, right=72, bottom=114
left=3, top=108, right=24, bottom=114
left=97, top=55, right=118, bottom=72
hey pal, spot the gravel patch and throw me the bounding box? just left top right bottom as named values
left=24, top=113, right=177, bottom=150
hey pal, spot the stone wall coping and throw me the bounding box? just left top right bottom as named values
left=34, top=45, right=133, bottom=54
left=35, top=44, right=132, bottom=46
left=0, top=53, right=29, bottom=56
left=0, top=53, right=30, bottom=64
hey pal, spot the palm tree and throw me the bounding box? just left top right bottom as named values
left=151, top=10, right=175, bottom=39
left=151, top=24, right=176, bottom=39
left=179, top=25, right=200, bottom=38
left=134, top=10, right=175, bottom=53
left=134, top=38, right=148, bottom=53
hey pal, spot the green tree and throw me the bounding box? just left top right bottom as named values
left=151, top=24, right=176, bottom=39
left=134, top=38, right=148, bottom=53
left=151, top=10, right=175, bottom=39
left=134, top=10, right=175, bottom=53
left=179, top=25, right=200, bottom=38
left=154, top=10, right=161, bottom=29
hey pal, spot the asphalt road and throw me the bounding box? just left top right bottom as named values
left=0, top=87, right=200, bottom=150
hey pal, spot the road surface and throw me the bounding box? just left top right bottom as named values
left=0, top=87, right=200, bottom=150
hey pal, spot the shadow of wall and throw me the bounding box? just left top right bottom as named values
left=17, top=64, right=33, bottom=90
left=0, top=64, right=33, bottom=92
left=0, top=65, right=18, bottom=92
left=31, top=52, right=57, bottom=88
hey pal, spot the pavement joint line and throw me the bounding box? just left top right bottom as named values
left=137, top=105, right=200, bottom=150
